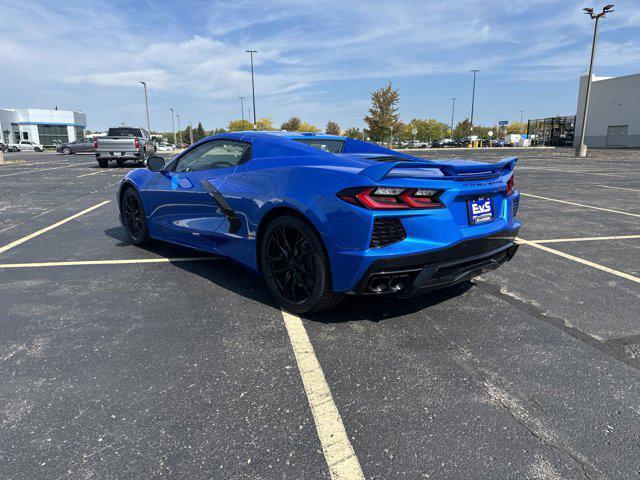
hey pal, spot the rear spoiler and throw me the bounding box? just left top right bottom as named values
left=360, top=157, right=517, bottom=182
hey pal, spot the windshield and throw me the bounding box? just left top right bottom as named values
left=294, top=138, right=344, bottom=154
left=108, top=128, right=143, bottom=137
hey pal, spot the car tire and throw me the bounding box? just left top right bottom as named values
left=121, top=187, right=150, bottom=246
left=261, top=215, right=342, bottom=314
left=62, top=147, right=71, bottom=155
left=116, top=158, right=126, bottom=167
left=97, top=158, right=109, bottom=168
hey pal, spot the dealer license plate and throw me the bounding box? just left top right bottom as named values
left=468, top=196, right=493, bottom=225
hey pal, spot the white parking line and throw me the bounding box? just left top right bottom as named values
left=0, top=201, right=110, bottom=255
left=521, top=193, right=640, bottom=218
left=595, top=184, right=640, bottom=193
left=516, top=237, right=640, bottom=285
left=0, top=164, right=92, bottom=178
left=281, top=311, right=364, bottom=480
left=528, top=234, right=640, bottom=244
left=0, top=257, right=218, bottom=269
left=76, top=170, right=108, bottom=178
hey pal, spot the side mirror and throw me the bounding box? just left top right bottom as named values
left=147, top=156, right=166, bottom=172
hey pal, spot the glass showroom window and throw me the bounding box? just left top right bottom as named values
left=75, top=126, right=85, bottom=139
left=37, top=125, right=69, bottom=146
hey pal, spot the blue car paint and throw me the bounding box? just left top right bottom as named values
left=118, top=131, right=521, bottom=292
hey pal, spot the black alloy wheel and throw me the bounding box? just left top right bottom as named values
left=261, top=216, right=341, bottom=314
left=121, top=188, right=150, bottom=245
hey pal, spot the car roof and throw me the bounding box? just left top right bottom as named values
left=212, top=131, right=345, bottom=142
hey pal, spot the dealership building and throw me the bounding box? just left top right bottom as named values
left=0, top=108, right=87, bottom=146
left=575, top=72, right=640, bottom=148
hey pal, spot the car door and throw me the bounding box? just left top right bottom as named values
left=145, top=139, right=249, bottom=251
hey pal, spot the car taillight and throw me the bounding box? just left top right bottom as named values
left=93, top=138, right=98, bottom=149
left=337, top=187, right=443, bottom=210
left=506, top=175, right=515, bottom=196
left=134, top=138, right=140, bottom=149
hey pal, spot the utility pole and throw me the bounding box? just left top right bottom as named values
left=450, top=97, right=457, bottom=138
left=520, top=110, right=524, bottom=134
left=469, top=69, right=479, bottom=131
left=169, top=108, right=176, bottom=145
left=576, top=4, right=614, bottom=157
left=140, top=81, right=151, bottom=134
left=188, top=122, right=194, bottom=145
left=176, top=114, right=182, bottom=145
left=239, top=97, right=245, bottom=126
left=246, top=50, right=258, bottom=128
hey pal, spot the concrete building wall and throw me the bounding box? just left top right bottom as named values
left=575, top=73, right=640, bottom=148
left=0, top=108, right=87, bottom=145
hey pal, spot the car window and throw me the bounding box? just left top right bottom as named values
left=174, top=140, right=249, bottom=173
left=293, top=138, right=344, bottom=153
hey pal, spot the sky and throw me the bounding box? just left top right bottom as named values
left=1, top=0, right=639, bottom=132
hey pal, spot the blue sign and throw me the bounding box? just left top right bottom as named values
left=498, top=120, right=508, bottom=125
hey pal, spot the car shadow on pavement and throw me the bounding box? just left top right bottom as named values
left=105, top=225, right=475, bottom=321
left=104, top=226, right=279, bottom=308
left=306, top=282, right=473, bottom=324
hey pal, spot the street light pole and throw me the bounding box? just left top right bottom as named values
left=450, top=97, right=457, bottom=137
left=176, top=114, right=182, bottom=145
left=246, top=50, right=258, bottom=129
left=576, top=4, right=614, bottom=158
left=239, top=97, right=245, bottom=126
left=140, top=81, right=151, bottom=135
left=520, top=110, right=524, bottom=134
left=169, top=108, right=176, bottom=145
left=469, top=69, right=479, bottom=131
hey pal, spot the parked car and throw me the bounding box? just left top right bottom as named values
left=409, top=140, right=430, bottom=148
left=0, top=142, right=8, bottom=152
left=432, top=138, right=460, bottom=148
left=8, top=140, right=45, bottom=152
left=94, top=127, right=156, bottom=168
left=56, top=137, right=95, bottom=155
left=117, top=131, right=521, bottom=313
left=156, top=143, right=175, bottom=152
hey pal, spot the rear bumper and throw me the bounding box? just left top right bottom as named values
left=96, top=152, right=143, bottom=160
left=350, top=227, right=519, bottom=296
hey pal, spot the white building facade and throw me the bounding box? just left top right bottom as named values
left=0, top=108, right=87, bottom=146
left=575, top=73, right=640, bottom=148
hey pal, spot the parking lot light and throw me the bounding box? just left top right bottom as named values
left=246, top=50, right=258, bottom=129
left=576, top=4, right=615, bottom=158
left=450, top=97, right=457, bottom=137
left=140, top=81, right=151, bottom=135
left=170, top=108, right=176, bottom=145
left=470, top=70, right=479, bottom=131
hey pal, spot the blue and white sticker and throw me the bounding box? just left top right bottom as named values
left=468, top=196, right=493, bottom=225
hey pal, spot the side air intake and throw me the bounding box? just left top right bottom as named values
left=370, top=218, right=406, bottom=248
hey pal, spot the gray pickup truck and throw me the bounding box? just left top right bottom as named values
left=95, top=127, right=156, bottom=167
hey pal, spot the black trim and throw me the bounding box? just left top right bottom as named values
left=353, top=227, right=520, bottom=295
left=199, top=180, right=241, bottom=233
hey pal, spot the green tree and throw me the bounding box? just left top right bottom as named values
left=299, top=121, right=319, bottom=132
left=211, top=127, right=226, bottom=134
left=281, top=117, right=302, bottom=131
left=325, top=121, right=341, bottom=135
left=193, top=122, right=206, bottom=142
left=406, top=118, right=449, bottom=142
left=452, top=118, right=472, bottom=140
left=227, top=119, right=253, bottom=131
left=364, top=82, right=401, bottom=142
left=507, top=122, right=526, bottom=134
left=344, top=127, right=362, bottom=139
left=256, top=117, right=275, bottom=130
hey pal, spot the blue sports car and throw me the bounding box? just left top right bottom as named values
left=117, top=131, right=521, bottom=313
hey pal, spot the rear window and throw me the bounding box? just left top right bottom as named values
left=294, top=138, right=344, bottom=154
left=107, top=128, right=143, bottom=137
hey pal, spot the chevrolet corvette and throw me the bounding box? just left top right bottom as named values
left=117, top=132, right=521, bottom=313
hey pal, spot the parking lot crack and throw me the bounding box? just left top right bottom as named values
left=475, top=280, right=640, bottom=373
left=448, top=346, right=601, bottom=480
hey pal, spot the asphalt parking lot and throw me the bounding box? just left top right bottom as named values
left=1, top=148, right=639, bottom=479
